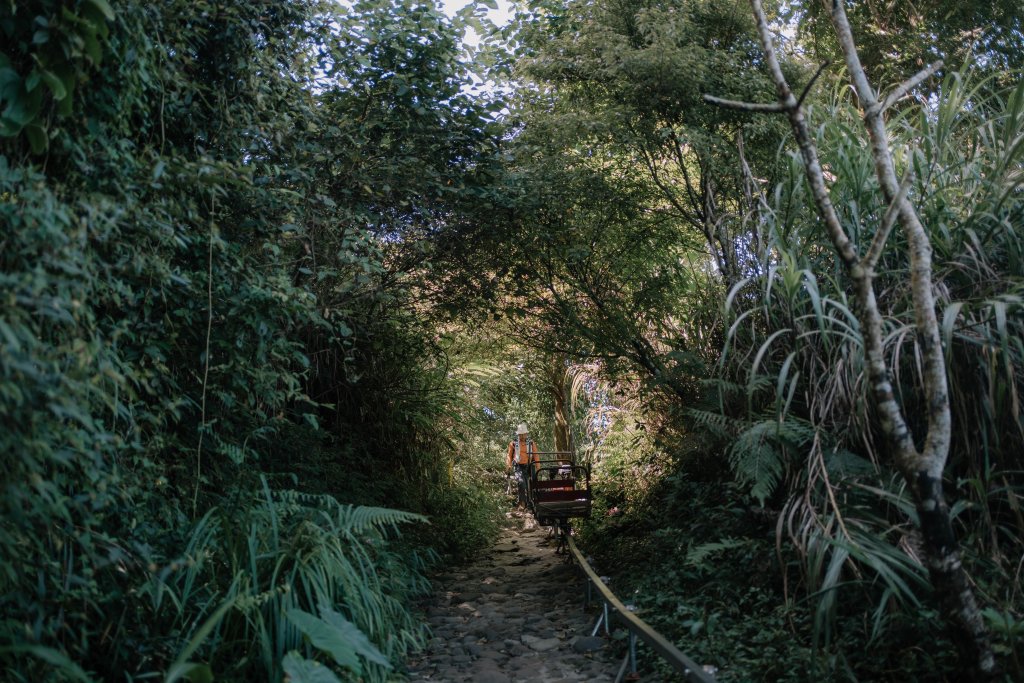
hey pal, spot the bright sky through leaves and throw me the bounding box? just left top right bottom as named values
left=442, top=0, right=513, bottom=47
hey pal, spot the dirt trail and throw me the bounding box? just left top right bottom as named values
left=405, top=511, right=617, bottom=683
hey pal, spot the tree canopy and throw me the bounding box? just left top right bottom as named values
left=2, top=0, right=1023, bottom=681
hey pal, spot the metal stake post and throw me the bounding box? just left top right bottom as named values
left=629, top=631, right=638, bottom=677
left=591, top=599, right=611, bottom=637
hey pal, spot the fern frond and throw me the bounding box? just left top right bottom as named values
left=729, top=416, right=815, bottom=504
left=685, top=538, right=747, bottom=569
left=729, top=420, right=783, bottom=505
left=683, top=408, right=733, bottom=438
left=337, top=505, right=428, bottom=536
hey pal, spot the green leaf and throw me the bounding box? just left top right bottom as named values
left=0, top=646, right=93, bottom=682
left=164, top=663, right=213, bottom=683
left=56, top=88, right=74, bottom=116
left=82, top=31, right=102, bottom=64
left=25, top=70, right=41, bottom=92
left=281, top=653, right=343, bottom=683
left=2, top=83, right=43, bottom=127
left=286, top=608, right=361, bottom=674
left=39, top=69, right=68, bottom=100
left=0, top=66, right=20, bottom=96
left=165, top=598, right=236, bottom=683
left=84, top=0, right=116, bottom=22
left=320, top=606, right=390, bottom=669
left=25, top=123, right=47, bottom=153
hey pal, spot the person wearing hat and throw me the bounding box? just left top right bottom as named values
left=506, top=423, right=539, bottom=508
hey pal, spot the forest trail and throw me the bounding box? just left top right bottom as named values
left=405, top=511, right=618, bottom=683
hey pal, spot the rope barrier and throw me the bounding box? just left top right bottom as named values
left=566, top=535, right=717, bottom=683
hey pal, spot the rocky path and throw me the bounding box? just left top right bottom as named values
left=405, top=511, right=616, bottom=683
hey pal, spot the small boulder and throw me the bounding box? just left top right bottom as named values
left=527, top=636, right=562, bottom=652
left=571, top=636, right=606, bottom=653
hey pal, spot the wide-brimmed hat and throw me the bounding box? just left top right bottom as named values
left=516, top=423, right=529, bottom=435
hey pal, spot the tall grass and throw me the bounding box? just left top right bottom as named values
left=720, top=69, right=1024, bottom=668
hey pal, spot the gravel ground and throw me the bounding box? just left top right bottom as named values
left=405, top=510, right=621, bottom=683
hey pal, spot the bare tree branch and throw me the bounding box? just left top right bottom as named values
left=701, top=94, right=788, bottom=113
left=747, top=0, right=860, bottom=269
left=879, top=60, right=944, bottom=114
left=795, top=61, right=831, bottom=110
left=864, top=166, right=914, bottom=270
left=667, top=130, right=709, bottom=216
left=829, top=5, right=994, bottom=674
left=631, top=125, right=703, bottom=226
left=828, top=0, right=950, bottom=472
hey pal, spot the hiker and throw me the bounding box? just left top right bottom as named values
left=505, top=423, right=539, bottom=508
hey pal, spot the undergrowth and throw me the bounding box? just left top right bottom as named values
left=578, top=453, right=1016, bottom=681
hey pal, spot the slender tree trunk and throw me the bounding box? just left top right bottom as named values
left=913, top=472, right=994, bottom=678
left=547, top=354, right=572, bottom=456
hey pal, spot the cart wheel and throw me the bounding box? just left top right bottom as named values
left=555, top=521, right=571, bottom=555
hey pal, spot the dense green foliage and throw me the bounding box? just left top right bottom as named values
left=1, top=0, right=507, bottom=680
left=3, top=0, right=1023, bottom=680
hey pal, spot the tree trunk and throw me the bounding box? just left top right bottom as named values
left=547, top=354, right=572, bottom=456
left=914, top=472, right=996, bottom=678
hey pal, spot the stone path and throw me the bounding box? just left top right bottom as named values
left=406, top=511, right=618, bottom=683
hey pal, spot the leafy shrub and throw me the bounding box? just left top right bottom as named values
left=1, top=0, right=504, bottom=678
left=145, top=484, right=431, bottom=682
